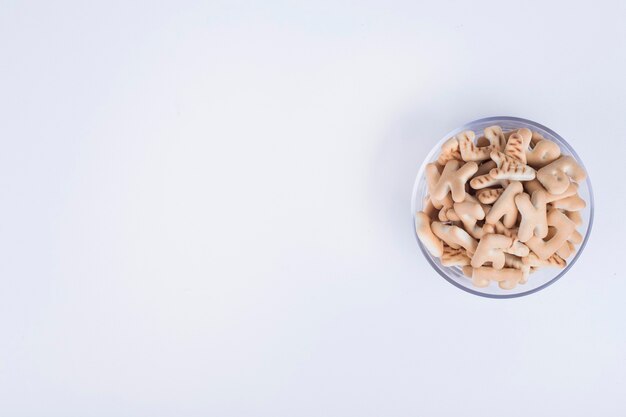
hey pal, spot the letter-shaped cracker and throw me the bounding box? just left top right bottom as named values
left=524, top=180, right=579, bottom=203
left=438, top=206, right=460, bottom=222
left=522, top=178, right=545, bottom=195
left=515, top=190, right=548, bottom=242
left=481, top=211, right=518, bottom=238
left=484, top=125, right=507, bottom=151
left=537, top=156, right=586, bottom=195
left=426, top=160, right=478, bottom=202
left=471, top=234, right=513, bottom=270
left=482, top=223, right=496, bottom=235
left=569, top=229, right=583, bottom=245
left=423, top=196, right=439, bottom=220
left=426, top=164, right=451, bottom=209
left=494, top=221, right=517, bottom=238
left=504, top=129, right=532, bottom=164
left=485, top=181, right=523, bottom=228
left=504, top=254, right=531, bottom=284
left=437, top=137, right=462, bottom=165
left=458, top=131, right=493, bottom=162
left=556, top=241, right=575, bottom=259
left=470, top=172, right=509, bottom=190
left=415, top=212, right=444, bottom=257
left=430, top=192, right=454, bottom=210
left=441, top=246, right=471, bottom=266
left=470, top=267, right=524, bottom=289
left=454, top=201, right=486, bottom=239
left=489, top=150, right=536, bottom=181
left=463, top=193, right=480, bottom=204
left=551, top=194, right=586, bottom=211
left=473, top=160, right=497, bottom=178
left=564, top=210, right=583, bottom=227
left=546, top=183, right=579, bottom=203
left=526, top=140, right=561, bottom=169
left=525, top=209, right=576, bottom=260
left=476, top=188, right=504, bottom=204
left=431, top=222, right=478, bottom=255
left=504, top=239, right=530, bottom=257
left=518, top=128, right=533, bottom=141
left=530, top=131, right=544, bottom=147
left=522, top=252, right=566, bottom=269
left=504, top=254, right=524, bottom=268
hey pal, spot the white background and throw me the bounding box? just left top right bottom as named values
left=1, top=1, right=625, bottom=416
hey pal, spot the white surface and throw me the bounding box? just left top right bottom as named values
left=1, top=1, right=625, bottom=416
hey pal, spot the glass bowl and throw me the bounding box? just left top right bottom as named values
left=411, top=116, right=594, bottom=298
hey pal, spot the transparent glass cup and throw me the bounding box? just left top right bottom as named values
left=411, top=116, right=594, bottom=298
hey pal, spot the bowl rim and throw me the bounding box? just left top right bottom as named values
left=411, top=116, right=595, bottom=299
